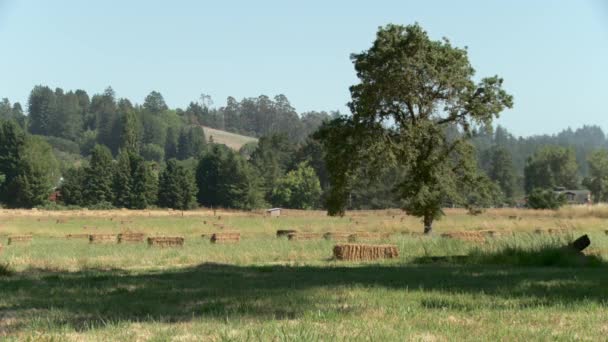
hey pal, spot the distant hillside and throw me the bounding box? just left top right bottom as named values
left=201, top=126, right=258, bottom=150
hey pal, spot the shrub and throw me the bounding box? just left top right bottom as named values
left=527, top=188, right=565, bottom=209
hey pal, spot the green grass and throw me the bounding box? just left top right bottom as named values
left=1, top=209, right=608, bottom=340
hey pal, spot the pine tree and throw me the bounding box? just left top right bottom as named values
left=113, top=150, right=132, bottom=208
left=158, top=159, right=198, bottom=210
left=83, top=145, right=114, bottom=205
left=120, top=109, right=140, bottom=154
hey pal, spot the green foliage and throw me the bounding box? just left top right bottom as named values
left=486, top=146, right=516, bottom=202
left=113, top=150, right=158, bottom=209
left=141, top=144, right=165, bottom=163
left=177, top=126, right=206, bottom=160
left=196, top=144, right=264, bottom=209
left=0, top=98, right=27, bottom=128
left=524, top=146, right=579, bottom=193
left=164, top=126, right=179, bottom=160
left=271, top=162, right=322, bottom=209
left=60, top=167, right=86, bottom=206
left=158, top=159, right=198, bottom=210
left=0, top=121, right=60, bottom=208
left=582, top=150, right=608, bottom=202
left=27, top=85, right=56, bottom=136
left=39, top=135, right=80, bottom=155
left=93, top=87, right=120, bottom=154
left=527, top=188, right=565, bottom=210
left=250, top=134, right=295, bottom=200
left=83, top=145, right=114, bottom=205
left=319, top=24, right=512, bottom=232
left=120, top=109, right=140, bottom=154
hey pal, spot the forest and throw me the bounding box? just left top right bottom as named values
left=0, top=82, right=607, bottom=212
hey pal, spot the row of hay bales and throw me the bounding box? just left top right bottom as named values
left=277, top=230, right=393, bottom=242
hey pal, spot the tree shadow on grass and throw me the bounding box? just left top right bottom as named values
left=0, top=259, right=607, bottom=332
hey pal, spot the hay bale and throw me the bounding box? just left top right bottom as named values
left=65, top=233, right=90, bottom=239
left=287, top=232, right=322, bottom=241
left=349, top=232, right=392, bottom=241
left=210, top=232, right=240, bottom=244
left=333, top=243, right=399, bottom=261
left=276, top=229, right=298, bottom=237
left=7, top=235, right=32, bottom=245
left=477, top=230, right=502, bottom=237
left=117, top=233, right=145, bottom=243
left=147, top=236, right=184, bottom=247
left=89, top=234, right=117, bottom=244
left=441, top=231, right=486, bottom=243
left=323, top=232, right=352, bottom=241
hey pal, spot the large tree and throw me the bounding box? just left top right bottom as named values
left=196, top=145, right=264, bottom=210
left=583, top=150, right=608, bottom=203
left=83, top=144, right=114, bottom=205
left=318, top=24, right=512, bottom=233
left=158, top=159, right=198, bottom=210
left=524, top=145, right=578, bottom=193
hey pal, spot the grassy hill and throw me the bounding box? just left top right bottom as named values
left=201, top=126, right=258, bottom=150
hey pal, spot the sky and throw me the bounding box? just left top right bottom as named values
left=0, top=0, right=607, bottom=137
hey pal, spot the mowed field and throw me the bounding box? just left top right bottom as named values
left=201, top=126, right=258, bottom=150
left=1, top=207, right=608, bottom=341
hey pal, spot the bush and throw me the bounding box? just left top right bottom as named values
left=0, top=262, right=13, bottom=277
left=141, top=144, right=165, bottom=163
left=38, top=135, right=80, bottom=155
left=35, top=202, right=82, bottom=211
left=527, top=188, right=565, bottom=209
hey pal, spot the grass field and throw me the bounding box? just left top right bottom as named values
left=201, top=126, right=258, bottom=150
left=1, top=207, right=608, bottom=341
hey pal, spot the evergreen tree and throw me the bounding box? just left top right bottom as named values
left=164, top=126, right=179, bottom=160
left=158, top=159, right=198, bottom=210
left=113, top=150, right=132, bottom=208
left=196, top=145, right=264, bottom=209
left=83, top=144, right=114, bottom=205
left=120, top=109, right=140, bottom=154
left=60, top=167, right=86, bottom=206
left=177, top=126, right=206, bottom=160
left=27, top=85, right=56, bottom=136
left=487, top=147, right=517, bottom=201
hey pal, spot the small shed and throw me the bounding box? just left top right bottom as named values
left=266, top=208, right=282, bottom=217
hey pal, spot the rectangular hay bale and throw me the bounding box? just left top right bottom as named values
left=333, top=243, right=399, bottom=261
left=117, top=233, right=146, bottom=243
left=89, top=234, right=117, bottom=244
left=7, top=235, right=32, bottom=245
left=441, top=231, right=486, bottom=243
left=210, top=232, right=240, bottom=244
left=349, top=232, right=392, bottom=241
left=147, top=236, right=184, bottom=247
left=287, top=232, right=322, bottom=241
left=323, top=232, right=352, bottom=241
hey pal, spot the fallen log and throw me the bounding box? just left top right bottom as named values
left=568, top=234, right=590, bottom=252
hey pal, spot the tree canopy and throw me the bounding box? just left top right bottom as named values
left=318, top=24, right=513, bottom=233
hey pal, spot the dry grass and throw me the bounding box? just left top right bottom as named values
left=333, top=243, right=399, bottom=261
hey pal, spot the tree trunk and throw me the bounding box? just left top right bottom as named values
left=423, top=214, right=433, bottom=235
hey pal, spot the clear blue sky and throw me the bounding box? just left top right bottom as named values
left=1, top=1, right=607, bottom=137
